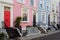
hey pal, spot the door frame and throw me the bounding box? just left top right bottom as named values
left=1, top=3, right=13, bottom=27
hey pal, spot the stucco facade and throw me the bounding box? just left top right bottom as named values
left=50, top=0, right=59, bottom=25
left=0, top=0, right=38, bottom=30
left=38, top=0, right=51, bottom=29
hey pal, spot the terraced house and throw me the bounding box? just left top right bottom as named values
left=50, top=0, right=59, bottom=27
left=0, top=0, right=38, bottom=31
left=38, top=0, right=51, bottom=30
left=13, top=0, right=38, bottom=31
left=0, top=0, right=39, bottom=38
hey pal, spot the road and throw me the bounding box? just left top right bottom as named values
left=31, top=32, right=60, bottom=40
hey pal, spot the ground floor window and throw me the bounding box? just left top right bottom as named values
left=21, top=7, right=29, bottom=22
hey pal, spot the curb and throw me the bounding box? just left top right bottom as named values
left=20, top=30, right=60, bottom=40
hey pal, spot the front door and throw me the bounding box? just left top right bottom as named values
left=4, top=6, right=10, bottom=28
left=33, top=11, right=36, bottom=26
left=48, top=15, right=50, bottom=26
left=33, top=15, right=36, bottom=26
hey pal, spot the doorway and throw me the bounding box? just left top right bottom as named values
left=48, top=15, right=50, bottom=26
left=33, top=11, right=36, bottom=26
left=4, top=6, right=10, bottom=28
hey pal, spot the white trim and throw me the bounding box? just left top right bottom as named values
left=0, top=0, right=13, bottom=4
left=0, top=3, right=13, bottom=27
left=36, top=12, right=38, bottom=25
left=0, top=5, right=4, bottom=28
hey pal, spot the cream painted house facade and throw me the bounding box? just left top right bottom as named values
left=50, top=0, right=59, bottom=25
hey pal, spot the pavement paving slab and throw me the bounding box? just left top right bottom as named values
left=20, top=29, right=60, bottom=40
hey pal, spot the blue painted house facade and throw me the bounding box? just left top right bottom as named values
left=38, top=0, right=51, bottom=29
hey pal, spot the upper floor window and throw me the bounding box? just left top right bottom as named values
left=17, top=0, right=25, bottom=4
left=47, top=6, right=49, bottom=11
left=52, top=4, right=54, bottom=10
left=30, top=0, right=34, bottom=6
left=40, top=4, right=42, bottom=8
left=56, top=6, right=58, bottom=13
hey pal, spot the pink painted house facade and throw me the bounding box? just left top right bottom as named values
left=0, top=0, right=38, bottom=30
left=13, top=0, right=38, bottom=30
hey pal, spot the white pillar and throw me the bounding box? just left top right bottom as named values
left=0, top=5, right=4, bottom=28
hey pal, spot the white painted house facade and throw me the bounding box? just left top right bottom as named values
left=50, top=0, right=59, bottom=25
left=0, top=0, right=13, bottom=28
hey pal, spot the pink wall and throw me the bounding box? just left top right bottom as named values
left=13, top=0, right=38, bottom=27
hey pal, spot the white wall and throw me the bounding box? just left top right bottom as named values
left=0, top=3, right=13, bottom=28
left=0, top=0, right=13, bottom=4
left=0, top=5, right=4, bottom=28
left=50, top=0, right=59, bottom=24
left=10, top=6, right=13, bottom=27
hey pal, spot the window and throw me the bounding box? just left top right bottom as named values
left=52, top=10, right=54, bottom=12
left=21, top=7, right=29, bottom=22
left=17, top=0, right=25, bottom=4
left=47, top=6, right=49, bottom=11
left=47, top=6, right=48, bottom=9
left=56, top=9, right=58, bottom=13
left=52, top=4, right=54, bottom=10
left=40, top=4, right=42, bottom=8
left=42, top=13, right=45, bottom=22
left=30, top=0, right=34, bottom=6
left=56, top=6, right=58, bottom=13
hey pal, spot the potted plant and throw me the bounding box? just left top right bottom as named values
left=14, top=17, right=21, bottom=27
left=14, top=17, right=22, bottom=33
left=0, top=33, right=5, bottom=40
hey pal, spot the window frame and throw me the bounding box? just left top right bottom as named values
left=21, top=7, right=29, bottom=22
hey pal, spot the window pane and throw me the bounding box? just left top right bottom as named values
left=40, top=4, right=42, bottom=8
left=30, top=0, right=34, bottom=6
left=22, top=13, right=27, bottom=21
left=21, top=7, right=28, bottom=21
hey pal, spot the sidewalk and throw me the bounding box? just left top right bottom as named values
left=20, top=29, right=60, bottom=40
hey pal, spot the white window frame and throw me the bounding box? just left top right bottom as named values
left=17, top=0, right=25, bottom=4
left=21, top=7, right=29, bottom=22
